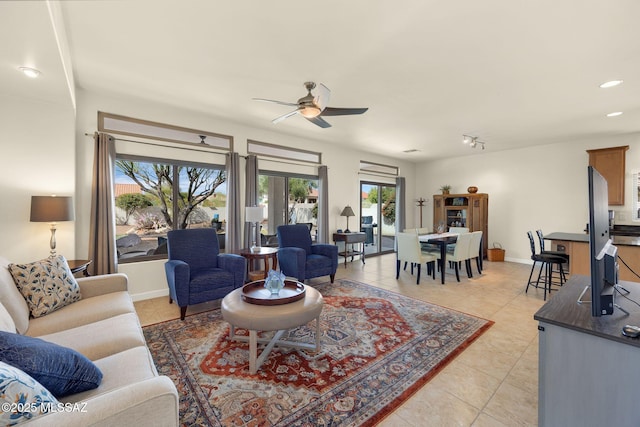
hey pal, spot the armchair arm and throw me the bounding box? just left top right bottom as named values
left=311, top=244, right=339, bottom=271
left=77, top=273, right=128, bottom=299
left=164, top=260, right=190, bottom=305
left=218, top=254, right=247, bottom=288
left=277, top=247, right=306, bottom=281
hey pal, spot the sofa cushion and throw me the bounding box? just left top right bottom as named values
left=25, top=291, right=134, bottom=337
left=8, top=255, right=81, bottom=318
left=0, top=331, right=102, bottom=398
left=0, top=301, right=16, bottom=333
left=0, top=256, right=30, bottom=334
left=36, top=312, right=146, bottom=361
left=60, top=346, right=158, bottom=403
left=0, top=360, right=59, bottom=426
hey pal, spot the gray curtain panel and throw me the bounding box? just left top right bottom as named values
left=88, top=132, right=117, bottom=275
left=244, top=154, right=259, bottom=249
left=395, top=176, right=406, bottom=240
left=317, top=165, right=329, bottom=243
left=225, top=152, right=242, bottom=252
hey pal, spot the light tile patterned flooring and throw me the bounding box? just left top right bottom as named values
left=134, top=254, right=545, bottom=426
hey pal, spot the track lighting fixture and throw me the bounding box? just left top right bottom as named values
left=462, top=134, right=485, bottom=150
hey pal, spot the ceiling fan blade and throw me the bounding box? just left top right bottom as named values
left=272, top=109, right=299, bottom=124
left=306, top=116, right=331, bottom=128
left=321, top=107, right=368, bottom=116
left=314, top=83, right=331, bottom=111
left=253, top=98, right=299, bottom=108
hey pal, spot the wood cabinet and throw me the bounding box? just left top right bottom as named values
left=433, top=193, right=488, bottom=257
left=587, top=145, right=629, bottom=205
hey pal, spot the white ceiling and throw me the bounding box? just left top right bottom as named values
left=4, top=0, right=640, bottom=161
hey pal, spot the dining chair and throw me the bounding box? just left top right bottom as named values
left=449, top=227, right=470, bottom=234
left=432, top=232, right=473, bottom=282
left=396, top=232, right=437, bottom=284
left=445, top=227, right=469, bottom=253
left=467, top=231, right=483, bottom=275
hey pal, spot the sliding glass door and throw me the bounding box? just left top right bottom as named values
left=258, top=173, right=318, bottom=243
left=360, top=181, right=396, bottom=255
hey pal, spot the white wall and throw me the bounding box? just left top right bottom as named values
left=75, top=89, right=417, bottom=299
left=417, top=133, right=640, bottom=262
left=0, top=96, right=76, bottom=263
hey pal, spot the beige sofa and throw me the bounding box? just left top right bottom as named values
left=0, top=256, right=179, bottom=426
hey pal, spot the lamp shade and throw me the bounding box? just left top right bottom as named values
left=340, top=206, right=355, bottom=217
left=30, top=196, right=74, bottom=222
left=245, top=206, right=264, bottom=223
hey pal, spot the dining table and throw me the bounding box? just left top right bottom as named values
left=418, top=232, right=459, bottom=284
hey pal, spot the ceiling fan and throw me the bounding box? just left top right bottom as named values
left=253, top=81, right=368, bottom=128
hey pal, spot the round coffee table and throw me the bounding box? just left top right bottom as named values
left=221, top=283, right=323, bottom=374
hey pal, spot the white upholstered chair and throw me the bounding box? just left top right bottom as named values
left=396, top=232, right=437, bottom=284
left=467, top=231, right=483, bottom=276
left=448, top=226, right=469, bottom=234
left=433, top=232, right=474, bottom=282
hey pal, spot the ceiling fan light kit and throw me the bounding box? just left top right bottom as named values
left=462, top=134, right=486, bottom=150
left=253, top=81, right=368, bottom=128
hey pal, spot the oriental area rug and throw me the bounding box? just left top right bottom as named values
left=143, top=279, right=493, bottom=426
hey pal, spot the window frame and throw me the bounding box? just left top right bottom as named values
left=114, top=156, right=227, bottom=264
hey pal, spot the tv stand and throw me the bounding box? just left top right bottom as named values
left=576, top=283, right=629, bottom=316
left=535, top=275, right=640, bottom=426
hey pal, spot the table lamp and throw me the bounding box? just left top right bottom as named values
left=245, top=206, right=264, bottom=252
left=340, top=205, right=355, bottom=233
left=30, top=195, right=75, bottom=257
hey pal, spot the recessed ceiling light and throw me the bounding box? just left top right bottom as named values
left=606, top=112, right=623, bottom=117
left=19, top=67, right=41, bottom=78
left=599, top=80, right=623, bottom=88
left=402, top=149, right=420, bottom=153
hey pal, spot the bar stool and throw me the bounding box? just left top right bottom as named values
left=526, top=231, right=568, bottom=300
left=536, top=229, right=570, bottom=261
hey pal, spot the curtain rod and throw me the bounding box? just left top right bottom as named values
left=84, top=132, right=230, bottom=155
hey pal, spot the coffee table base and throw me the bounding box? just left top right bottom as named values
left=229, top=318, right=321, bottom=374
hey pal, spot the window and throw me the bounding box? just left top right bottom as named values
left=114, top=156, right=226, bottom=262
left=248, top=140, right=321, bottom=164
left=258, top=172, right=318, bottom=242
left=359, top=160, right=398, bottom=177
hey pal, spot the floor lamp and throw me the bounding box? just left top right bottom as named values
left=245, top=206, right=264, bottom=252
left=30, top=195, right=75, bottom=257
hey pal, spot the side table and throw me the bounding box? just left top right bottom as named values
left=333, top=232, right=366, bottom=268
left=68, top=259, right=92, bottom=277
left=233, top=247, right=278, bottom=281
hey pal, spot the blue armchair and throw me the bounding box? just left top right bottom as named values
left=165, top=228, right=246, bottom=320
left=277, top=225, right=338, bottom=283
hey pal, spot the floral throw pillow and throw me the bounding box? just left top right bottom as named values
left=8, top=255, right=81, bottom=318
left=0, top=360, right=59, bottom=426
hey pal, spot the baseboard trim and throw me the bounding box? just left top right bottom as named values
left=131, top=288, right=169, bottom=302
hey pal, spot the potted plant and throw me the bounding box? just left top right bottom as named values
left=440, top=185, right=451, bottom=195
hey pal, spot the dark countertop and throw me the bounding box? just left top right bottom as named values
left=545, top=232, right=640, bottom=247
left=534, top=274, right=640, bottom=348
left=611, top=224, right=640, bottom=236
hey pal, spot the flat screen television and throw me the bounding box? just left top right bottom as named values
left=587, top=166, right=619, bottom=316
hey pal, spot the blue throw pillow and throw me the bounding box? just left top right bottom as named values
left=0, top=331, right=102, bottom=398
